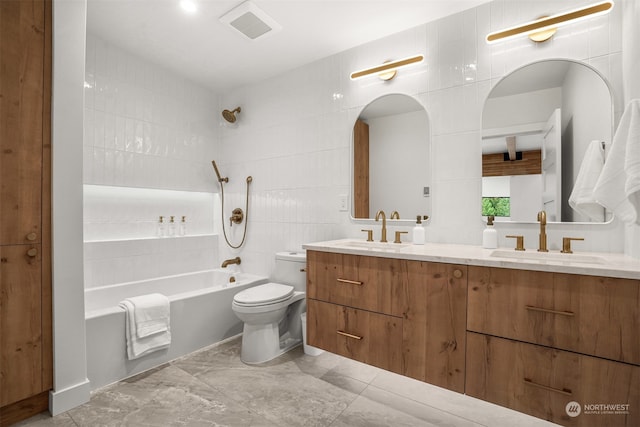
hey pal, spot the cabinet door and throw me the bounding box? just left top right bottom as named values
left=467, top=266, right=640, bottom=365
left=0, top=245, right=43, bottom=406
left=0, top=0, right=44, bottom=246
left=466, top=332, right=640, bottom=427
left=307, top=251, right=405, bottom=316
left=307, top=299, right=403, bottom=374
left=402, top=262, right=467, bottom=393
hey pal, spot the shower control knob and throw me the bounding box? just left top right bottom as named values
left=26, top=232, right=37, bottom=241
left=27, top=248, right=38, bottom=257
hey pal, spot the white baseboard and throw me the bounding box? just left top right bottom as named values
left=49, top=378, right=91, bottom=416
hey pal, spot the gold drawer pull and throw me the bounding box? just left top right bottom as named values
left=337, top=330, right=363, bottom=340
left=26, top=232, right=37, bottom=241
left=337, top=278, right=363, bottom=286
left=27, top=248, right=38, bottom=257
left=453, top=269, right=463, bottom=279
left=525, top=305, right=574, bottom=317
left=524, top=378, right=572, bottom=396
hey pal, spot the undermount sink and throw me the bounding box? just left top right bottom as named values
left=335, top=240, right=411, bottom=251
left=490, top=249, right=605, bottom=265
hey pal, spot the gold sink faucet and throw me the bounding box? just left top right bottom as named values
left=537, top=210, right=548, bottom=252
left=375, top=210, right=387, bottom=243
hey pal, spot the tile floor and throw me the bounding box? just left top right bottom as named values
left=17, top=337, right=558, bottom=427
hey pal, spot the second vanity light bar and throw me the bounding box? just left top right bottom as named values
left=486, top=1, right=614, bottom=43
left=350, top=55, right=424, bottom=80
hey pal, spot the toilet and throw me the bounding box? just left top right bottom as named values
left=232, top=251, right=307, bottom=364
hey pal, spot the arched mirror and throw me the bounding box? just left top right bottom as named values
left=481, top=60, right=613, bottom=223
left=352, top=94, right=431, bottom=221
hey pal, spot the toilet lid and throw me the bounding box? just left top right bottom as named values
left=233, top=283, right=294, bottom=307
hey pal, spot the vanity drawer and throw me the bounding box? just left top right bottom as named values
left=306, top=299, right=403, bottom=374
left=307, top=250, right=405, bottom=317
left=467, top=266, right=640, bottom=365
left=466, top=332, right=640, bottom=427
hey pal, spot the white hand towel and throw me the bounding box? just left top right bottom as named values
left=569, top=140, right=605, bottom=221
left=119, top=299, right=171, bottom=360
left=126, top=293, right=170, bottom=338
left=593, top=99, right=640, bottom=224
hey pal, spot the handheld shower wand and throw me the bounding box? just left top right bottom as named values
left=211, top=160, right=229, bottom=183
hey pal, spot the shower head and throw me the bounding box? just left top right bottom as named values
left=222, top=107, right=241, bottom=123
left=211, top=160, right=229, bottom=183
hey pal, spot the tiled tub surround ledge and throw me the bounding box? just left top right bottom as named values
left=303, top=240, right=640, bottom=427
left=303, top=239, right=640, bottom=280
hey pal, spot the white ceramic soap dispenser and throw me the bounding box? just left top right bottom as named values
left=482, top=215, right=497, bottom=249
left=412, top=215, right=427, bottom=245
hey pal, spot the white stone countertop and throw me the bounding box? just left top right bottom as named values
left=302, top=239, right=640, bottom=280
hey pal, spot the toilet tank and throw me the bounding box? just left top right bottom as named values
left=273, top=251, right=307, bottom=291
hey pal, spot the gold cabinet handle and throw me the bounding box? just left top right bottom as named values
left=27, top=248, right=38, bottom=257
left=337, top=278, right=363, bottom=286
left=525, top=305, right=574, bottom=317
left=453, top=269, right=463, bottom=279
left=26, top=232, right=37, bottom=241
left=524, top=378, right=572, bottom=396
left=337, top=330, right=363, bottom=340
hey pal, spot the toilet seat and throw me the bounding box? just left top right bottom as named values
left=233, top=282, right=294, bottom=307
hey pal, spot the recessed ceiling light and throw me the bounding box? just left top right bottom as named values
left=180, top=0, right=197, bottom=14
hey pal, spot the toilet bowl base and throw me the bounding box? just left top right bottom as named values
left=240, top=323, right=302, bottom=364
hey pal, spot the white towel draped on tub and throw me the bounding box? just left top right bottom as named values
left=593, top=99, right=640, bottom=224
left=568, top=140, right=605, bottom=221
left=119, top=293, right=171, bottom=360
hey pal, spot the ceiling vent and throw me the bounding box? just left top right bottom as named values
left=219, top=1, right=282, bottom=41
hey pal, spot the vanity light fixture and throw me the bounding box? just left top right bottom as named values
left=350, top=55, right=424, bottom=81
left=486, top=1, right=614, bottom=44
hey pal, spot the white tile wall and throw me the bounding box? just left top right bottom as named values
left=216, top=0, right=627, bottom=277
left=85, top=1, right=633, bottom=286
left=84, top=33, right=219, bottom=192
left=83, top=35, right=222, bottom=290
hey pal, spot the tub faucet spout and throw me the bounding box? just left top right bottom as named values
left=221, top=257, right=241, bottom=268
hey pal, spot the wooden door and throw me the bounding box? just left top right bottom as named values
left=0, top=245, right=42, bottom=406
left=0, top=0, right=52, bottom=423
left=353, top=119, right=369, bottom=218
left=0, top=0, right=45, bottom=246
left=542, top=108, right=562, bottom=220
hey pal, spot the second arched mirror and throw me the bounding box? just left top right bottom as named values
left=352, top=93, right=431, bottom=221
left=481, top=60, right=613, bottom=223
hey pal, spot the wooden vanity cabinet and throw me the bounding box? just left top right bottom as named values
left=307, top=299, right=403, bottom=373
left=467, top=266, right=640, bottom=365
left=466, top=266, right=640, bottom=426
left=403, top=261, right=467, bottom=393
left=306, top=250, right=467, bottom=393
left=467, top=332, right=640, bottom=427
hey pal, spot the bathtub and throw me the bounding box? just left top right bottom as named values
left=85, top=269, right=267, bottom=390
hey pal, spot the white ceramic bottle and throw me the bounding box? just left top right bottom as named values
left=482, top=215, right=498, bottom=249
left=412, top=215, right=425, bottom=245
